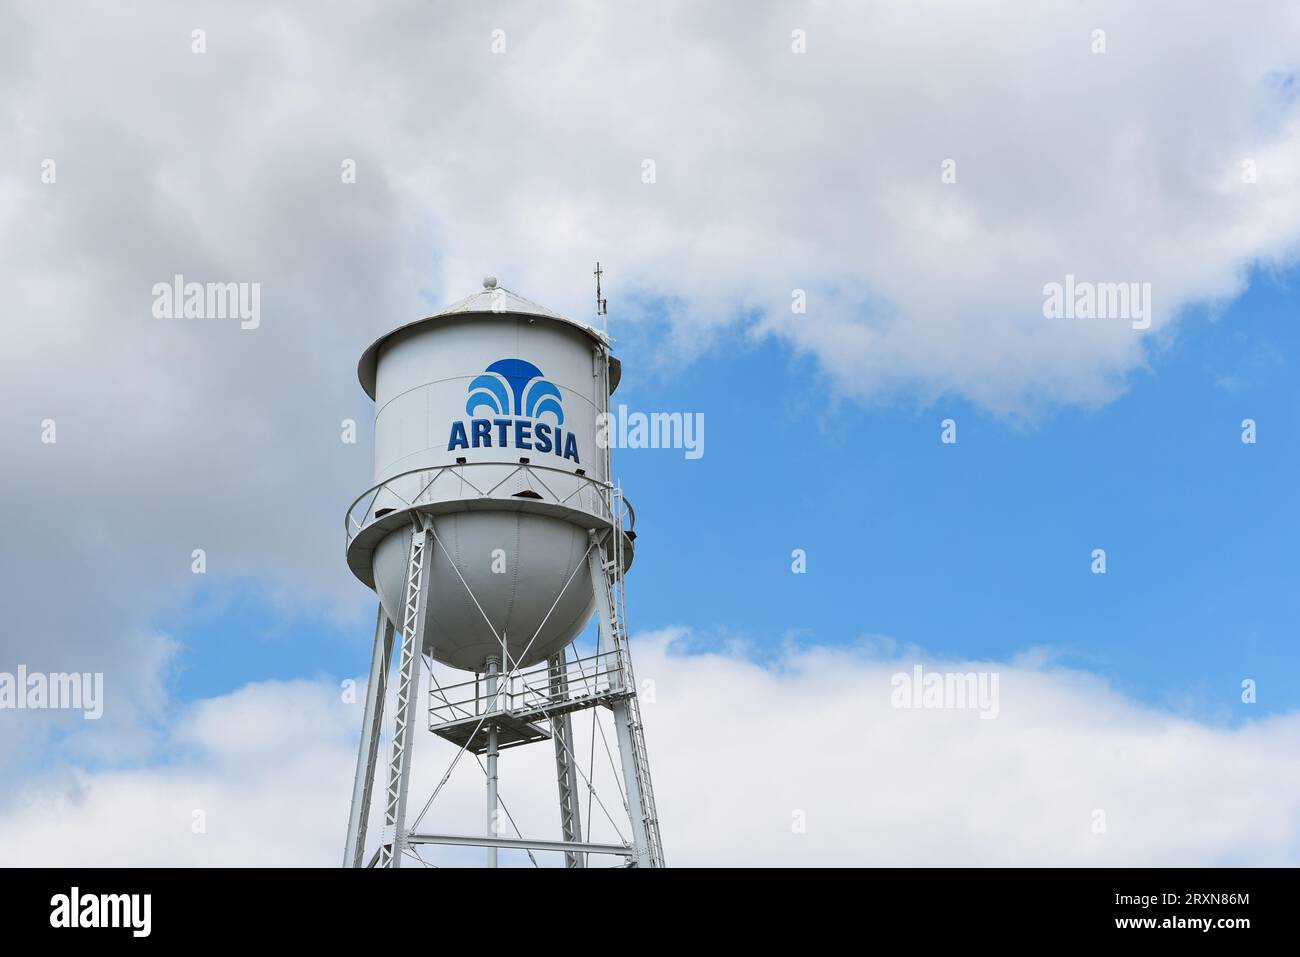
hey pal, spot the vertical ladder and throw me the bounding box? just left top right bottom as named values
left=605, top=538, right=664, bottom=868
left=588, top=489, right=665, bottom=868
left=377, top=521, right=432, bottom=868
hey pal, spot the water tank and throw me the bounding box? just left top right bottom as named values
left=345, top=278, right=632, bottom=672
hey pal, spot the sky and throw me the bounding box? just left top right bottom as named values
left=2, top=0, right=1299, bottom=866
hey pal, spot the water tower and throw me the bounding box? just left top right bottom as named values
left=341, top=275, right=664, bottom=868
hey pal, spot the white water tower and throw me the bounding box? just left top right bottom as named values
left=342, top=276, right=664, bottom=868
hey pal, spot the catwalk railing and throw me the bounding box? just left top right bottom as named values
left=428, top=649, right=629, bottom=730
left=344, top=462, right=634, bottom=550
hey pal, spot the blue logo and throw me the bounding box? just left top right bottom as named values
left=448, top=358, right=580, bottom=464
left=466, top=359, right=564, bottom=422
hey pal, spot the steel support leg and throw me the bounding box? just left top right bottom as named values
left=343, top=606, right=396, bottom=867
left=485, top=656, right=500, bottom=869
left=585, top=533, right=658, bottom=867
left=378, top=520, right=434, bottom=868
left=610, top=698, right=653, bottom=868
left=550, top=650, right=585, bottom=868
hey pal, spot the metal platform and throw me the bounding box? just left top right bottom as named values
left=430, top=711, right=550, bottom=753
left=429, top=650, right=631, bottom=756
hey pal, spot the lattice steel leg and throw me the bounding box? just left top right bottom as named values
left=549, top=650, right=585, bottom=868
left=610, top=699, right=653, bottom=868
left=344, top=606, right=396, bottom=868
left=586, top=532, right=663, bottom=868
left=378, top=520, right=434, bottom=868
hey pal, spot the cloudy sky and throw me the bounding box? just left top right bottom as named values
left=2, top=0, right=1299, bottom=866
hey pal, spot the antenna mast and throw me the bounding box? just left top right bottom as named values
left=595, top=261, right=613, bottom=494
left=594, top=261, right=608, bottom=337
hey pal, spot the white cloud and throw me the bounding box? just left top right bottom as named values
left=3, top=632, right=1297, bottom=866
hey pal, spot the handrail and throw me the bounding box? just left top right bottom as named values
left=344, top=461, right=634, bottom=549
left=428, top=650, right=626, bottom=728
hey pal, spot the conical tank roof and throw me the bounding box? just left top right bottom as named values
left=357, top=277, right=617, bottom=400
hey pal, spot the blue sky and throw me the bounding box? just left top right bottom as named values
left=164, top=264, right=1300, bottom=724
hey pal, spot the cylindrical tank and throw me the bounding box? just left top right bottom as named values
left=345, top=279, right=631, bottom=672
